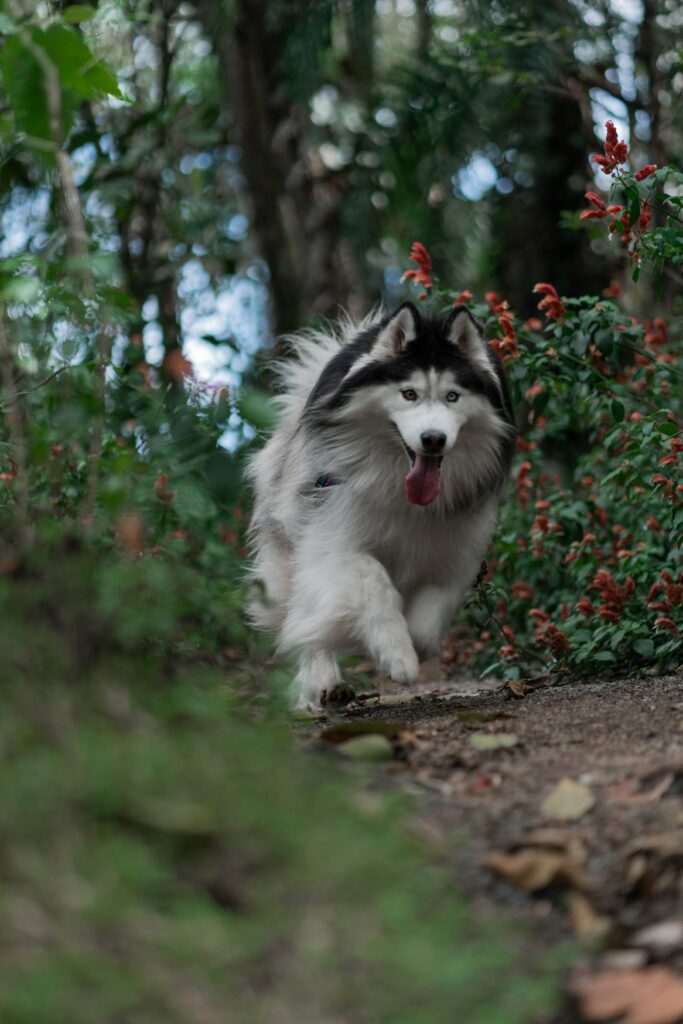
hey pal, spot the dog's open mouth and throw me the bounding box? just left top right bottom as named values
left=403, top=444, right=443, bottom=507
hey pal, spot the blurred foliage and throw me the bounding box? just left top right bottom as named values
left=0, top=1, right=681, bottom=1014
left=0, top=552, right=563, bottom=1024
left=414, top=144, right=682, bottom=682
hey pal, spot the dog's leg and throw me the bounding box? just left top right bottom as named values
left=283, top=551, right=419, bottom=699
left=352, top=557, right=420, bottom=684
left=291, top=650, right=344, bottom=711
left=405, top=584, right=464, bottom=660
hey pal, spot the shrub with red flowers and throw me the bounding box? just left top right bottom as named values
left=402, top=140, right=682, bottom=683
left=579, top=119, right=683, bottom=272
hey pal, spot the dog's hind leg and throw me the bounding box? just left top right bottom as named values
left=405, top=584, right=463, bottom=660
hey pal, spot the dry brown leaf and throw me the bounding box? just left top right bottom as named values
left=568, top=891, right=611, bottom=941
left=487, top=846, right=584, bottom=892
left=506, top=678, right=528, bottom=698
left=572, top=966, right=683, bottom=1024
left=541, top=777, right=595, bottom=821
left=608, top=772, right=675, bottom=804
left=632, top=919, right=683, bottom=954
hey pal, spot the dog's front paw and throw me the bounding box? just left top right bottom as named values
left=378, top=644, right=419, bottom=685
left=321, top=682, right=356, bottom=708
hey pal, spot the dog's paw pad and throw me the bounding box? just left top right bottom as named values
left=321, top=683, right=356, bottom=708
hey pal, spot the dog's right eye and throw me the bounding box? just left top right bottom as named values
left=401, top=389, right=418, bottom=401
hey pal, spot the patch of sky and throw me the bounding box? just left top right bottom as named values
left=610, top=0, right=643, bottom=23
left=71, top=143, right=98, bottom=187
left=225, top=214, right=249, bottom=241
left=452, top=154, right=498, bottom=201
left=311, top=86, right=339, bottom=127
left=375, top=107, right=398, bottom=129
left=175, top=260, right=269, bottom=447
left=0, top=187, right=50, bottom=258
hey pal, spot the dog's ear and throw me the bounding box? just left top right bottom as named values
left=445, top=306, right=493, bottom=374
left=370, top=303, right=419, bottom=360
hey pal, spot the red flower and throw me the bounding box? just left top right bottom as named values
left=403, top=242, right=433, bottom=289
left=533, top=282, right=565, bottom=322
left=635, top=164, right=657, bottom=181
left=511, top=582, right=533, bottom=600
left=602, top=279, right=621, bottom=298
left=580, top=191, right=607, bottom=220
left=0, top=457, right=17, bottom=482
left=576, top=598, right=595, bottom=617
left=654, top=617, right=680, bottom=637
left=593, top=120, right=629, bottom=174
left=638, top=201, right=652, bottom=231
left=453, top=289, right=472, bottom=305
left=163, top=349, right=194, bottom=382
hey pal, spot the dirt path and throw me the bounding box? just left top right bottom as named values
left=322, top=672, right=683, bottom=1021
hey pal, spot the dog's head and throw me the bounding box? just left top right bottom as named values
left=308, top=302, right=515, bottom=506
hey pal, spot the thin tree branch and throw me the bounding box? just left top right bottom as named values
left=0, top=310, right=31, bottom=550
left=7, top=0, right=112, bottom=529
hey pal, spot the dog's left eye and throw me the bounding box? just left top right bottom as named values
left=446, top=391, right=460, bottom=403
left=401, top=389, right=418, bottom=401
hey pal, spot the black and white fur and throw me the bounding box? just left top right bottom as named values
left=247, top=302, right=515, bottom=710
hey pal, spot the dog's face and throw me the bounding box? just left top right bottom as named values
left=308, top=302, right=514, bottom=507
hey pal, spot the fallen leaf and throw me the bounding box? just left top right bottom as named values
left=625, top=832, right=683, bottom=897
left=470, top=732, right=520, bottom=751
left=568, top=891, right=611, bottom=941
left=487, top=847, right=584, bottom=892
left=632, top=919, right=683, bottom=954
left=600, top=950, right=648, bottom=972
left=608, top=771, right=675, bottom=804
left=320, top=720, right=406, bottom=743
left=541, top=777, right=595, bottom=821
left=337, top=735, right=394, bottom=761
left=506, top=677, right=528, bottom=698
left=571, top=966, right=683, bottom=1024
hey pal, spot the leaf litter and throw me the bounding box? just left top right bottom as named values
left=322, top=672, right=683, bottom=1016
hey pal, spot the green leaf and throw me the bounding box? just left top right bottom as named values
left=237, top=388, right=279, bottom=431
left=628, top=195, right=641, bottom=227
left=0, top=277, right=40, bottom=302
left=633, top=638, right=654, bottom=658
left=611, top=399, right=625, bottom=423
left=61, top=5, right=97, bottom=22
left=658, top=420, right=678, bottom=436
left=593, top=651, right=616, bottom=663
left=38, top=25, right=123, bottom=101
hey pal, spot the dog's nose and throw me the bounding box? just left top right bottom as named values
left=420, top=430, right=446, bottom=453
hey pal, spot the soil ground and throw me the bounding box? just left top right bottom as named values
left=317, top=670, right=683, bottom=1021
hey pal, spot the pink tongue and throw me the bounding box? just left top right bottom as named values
left=405, top=455, right=441, bottom=506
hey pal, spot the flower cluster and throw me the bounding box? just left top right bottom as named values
left=593, top=120, right=628, bottom=174
left=533, top=283, right=565, bottom=322
left=485, top=291, right=520, bottom=361
left=402, top=241, right=433, bottom=297
left=400, top=235, right=681, bottom=686
left=583, top=120, right=659, bottom=262
left=586, top=568, right=635, bottom=623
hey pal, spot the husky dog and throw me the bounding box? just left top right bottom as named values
left=247, top=302, right=515, bottom=710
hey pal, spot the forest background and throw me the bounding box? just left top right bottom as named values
left=0, top=0, right=681, bottom=1020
